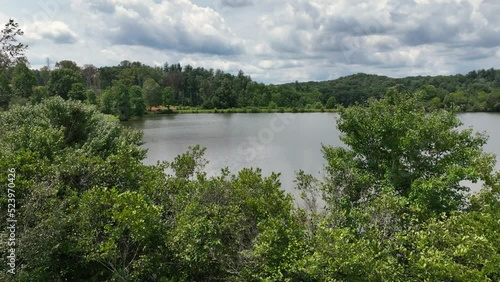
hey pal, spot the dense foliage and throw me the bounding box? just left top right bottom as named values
left=1, top=18, right=500, bottom=120
left=1, top=58, right=500, bottom=120
left=0, top=91, right=498, bottom=281
left=286, top=71, right=500, bottom=111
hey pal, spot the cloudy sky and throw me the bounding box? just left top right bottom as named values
left=2, top=0, right=500, bottom=83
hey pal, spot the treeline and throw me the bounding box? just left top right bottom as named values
left=0, top=92, right=499, bottom=281
left=1, top=59, right=500, bottom=120
left=0, top=60, right=324, bottom=120
left=288, top=70, right=500, bottom=111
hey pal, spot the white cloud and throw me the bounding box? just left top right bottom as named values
left=24, top=21, right=78, bottom=44
left=78, top=0, right=244, bottom=55
left=3, top=0, right=500, bottom=83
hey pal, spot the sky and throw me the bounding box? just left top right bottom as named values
left=1, top=0, right=500, bottom=84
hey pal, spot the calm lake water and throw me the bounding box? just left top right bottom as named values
left=123, top=113, right=500, bottom=196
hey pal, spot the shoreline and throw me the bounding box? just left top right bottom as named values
left=145, top=107, right=338, bottom=115
left=123, top=108, right=500, bottom=121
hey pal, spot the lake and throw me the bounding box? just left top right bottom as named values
left=123, top=112, right=500, bottom=196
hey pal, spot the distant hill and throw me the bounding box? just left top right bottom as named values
left=5, top=60, right=498, bottom=117
left=279, top=69, right=500, bottom=111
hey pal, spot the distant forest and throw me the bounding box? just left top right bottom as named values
left=1, top=59, right=500, bottom=120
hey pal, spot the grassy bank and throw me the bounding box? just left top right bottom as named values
left=145, top=106, right=338, bottom=115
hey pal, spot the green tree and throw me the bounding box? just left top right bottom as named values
left=321, top=89, right=495, bottom=218
left=99, top=83, right=131, bottom=120
left=38, top=65, right=51, bottom=85
left=326, top=96, right=336, bottom=109
left=0, top=19, right=28, bottom=69
left=85, top=89, right=97, bottom=105
left=0, top=97, right=147, bottom=280
left=0, top=71, right=11, bottom=109
left=55, top=60, right=80, bottom=72
left=214, top=78, right=236, bottom=108
left=419, top=84, right=447, bottom=101
left=129, top=85, right=145, bottom=116
left=67, top=82, right=86, bottom=101
left=485, top=89, right=500, bottom=111
left=399, top=208, right=500, bottom=281
left=295, top=90, right=499, bottom=281
left=74, top=187, right=164, bottom=281
left=445, top=90, right=468, bottom=109
left=162, top=86, right=174, bottom=108
left=165, top=152, right=303, bottom=280
left=428, top=96, right=442, bottom=109
left=48, top=68, right=84, bottom=99
left=268, top=101, right=277, bottom=109
left=142, top=78, right=162, bottom=110
left=115, top=83, right=131, bottom=120
left=30, top=86, right=49, bottom=104
left=11, top=62, right=36, bottom=98
left=100, top=87, right=116, bottom=115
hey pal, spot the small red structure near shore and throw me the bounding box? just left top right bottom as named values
left=148, top=106, right=176, bottom=112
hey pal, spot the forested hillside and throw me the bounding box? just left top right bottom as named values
left=286, top=70, right=500, bottom=111
left=2, top=58, right=500, bottom=120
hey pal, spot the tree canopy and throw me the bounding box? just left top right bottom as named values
left=1, top=91, right=498, bottom=281
left=17, top=60, right=500, bottom=119
left=0, top=19, right=27, bottom=69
